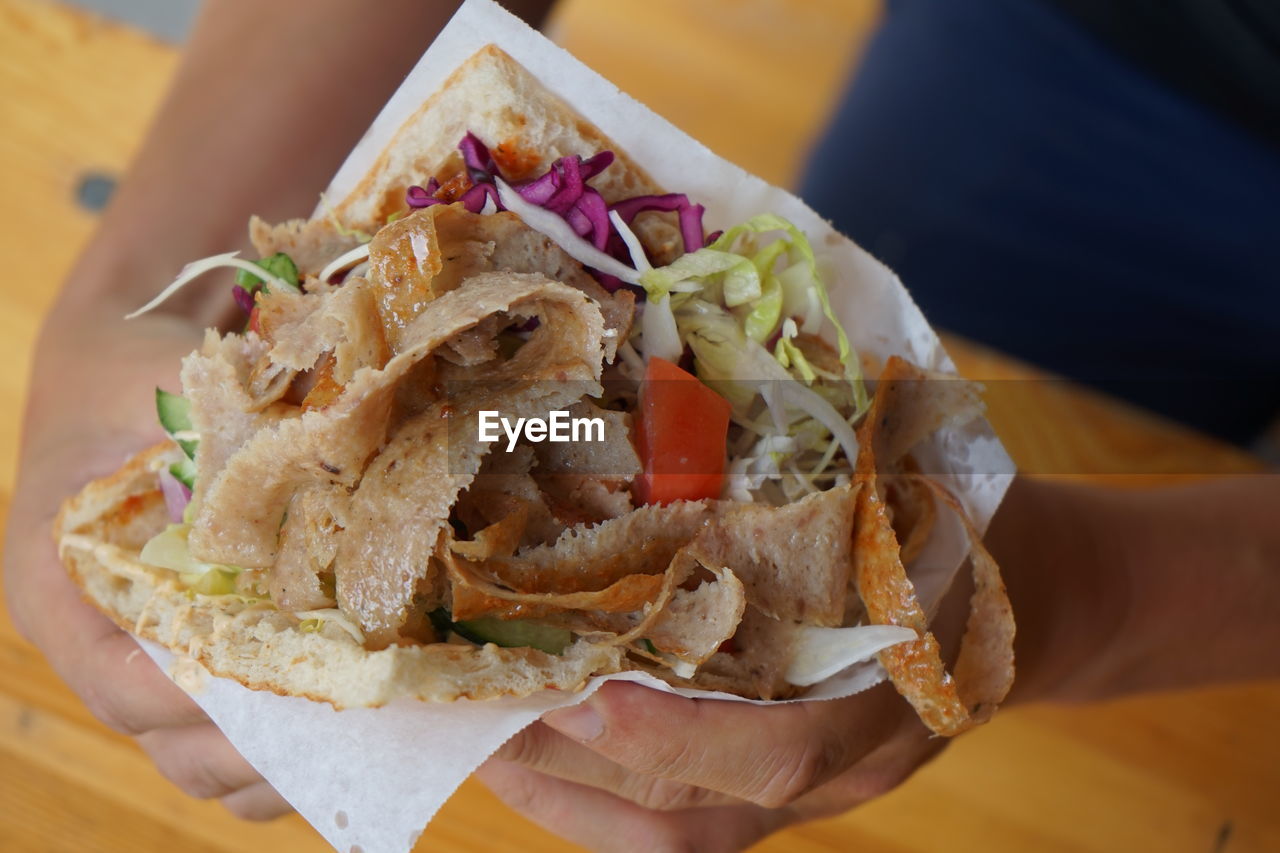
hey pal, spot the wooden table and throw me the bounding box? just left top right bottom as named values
left=1, top=1, right=1275, bottom=851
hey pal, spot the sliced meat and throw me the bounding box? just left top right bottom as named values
left=662, top=606, right=802, bottom=700
left=188, top=365, right=397, bottom=567
left=455, top=446, right=565, bottom=549
left=249, top=214, right=362, bottom=278
left=336, top=406, right=484, bottom=648
left=189, top=273, right=606, bottom=578
left=331, top=273, right=608, bottom=647
left=865, top=356, right=984, bottom=469
left=366, top=205, right=633, bottom=358
left=532, top=400, right=640, bottom=478
left=479, top=500, right=719, bottom=595
left=687, top=483, right=860, bottom=627
left=271, top=486, right=342, bottom=610
left=265, top=277, right=390, bottom=383
left=181, top=330, right=290, bottom=517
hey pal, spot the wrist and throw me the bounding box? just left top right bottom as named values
left=986, top=477, right=1134, bottom=705
left=991, top=475, right=1280, bottom=706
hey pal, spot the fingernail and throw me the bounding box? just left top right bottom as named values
left=544, top=702, right=604, bottom=742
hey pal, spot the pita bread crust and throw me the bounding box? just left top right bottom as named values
left=54, top=444, right=622, bottom=708
left=329, top=45, right=682, bottom=261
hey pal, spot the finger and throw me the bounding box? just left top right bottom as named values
left=221, top=782, right=294, bottom=822
left=494, top=722, right=742, bottom=810
left=477, top=759, right=793, bottom=853
left=136, top=723, right=264, bottom=800
left=10, top=532, right=206, bottom=735
left=539, top=681, right=902, bottom=808
left=76, top=631, right=209, bottom=734
left=789, top=712, right=946, bottom=821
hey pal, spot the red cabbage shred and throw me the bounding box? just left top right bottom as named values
left=405, top=132, right=711, bottom=293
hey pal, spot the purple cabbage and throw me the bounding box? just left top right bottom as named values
left=405, top=178, right=441, bottom=208
left=459, top=132, right=498, bottom=181
left=459, top=182, right=499, bottom=213
left=610, top=194, right=708, bottom=255
left=231, top=284, right=255, bottom=315
left=404, top=132, right=712, bottom=294
left=158, top=467, right=191, bottom=523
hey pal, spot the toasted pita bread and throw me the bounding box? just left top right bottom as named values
left=55, top=445, right=622, bottom=708
left=252, top=45, right=682, bottom=272
left=330, top=45, right=681, bottom=259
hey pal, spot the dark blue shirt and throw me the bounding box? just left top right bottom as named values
left=800, top=0, right=1280, bottom=445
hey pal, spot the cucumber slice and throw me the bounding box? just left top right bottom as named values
left=169, top=457, right=197, bottom=490
left=156, top=388, right=192, bottom=432
left=428, top=609, right=571, bottom=655
left=156, top=388, right=198, bottom=460
left=456, top=617, right=572, bottom=655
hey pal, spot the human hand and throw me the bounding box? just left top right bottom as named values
left=479, top=678, right=947, bottom=852
left=3, top=307, right=290, bottom=821
left=477, top=505, right=996, bottom=853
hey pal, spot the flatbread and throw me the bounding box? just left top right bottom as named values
left=328, top=45, right=682, bottom=263
left=55, top=445, right=622, bottom=708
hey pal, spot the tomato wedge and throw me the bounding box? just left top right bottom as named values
left=633, top=356, right=732, bottom=505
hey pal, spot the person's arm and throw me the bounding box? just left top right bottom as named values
left=994, top=474, right=1280, bottom=704
left=61, top=0, right=555, bottom=322
left=4, top=0, right=553, bottom=821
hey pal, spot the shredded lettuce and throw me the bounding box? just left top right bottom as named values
left=708, top=214, right=868, bottom=412
left=640, top=250, right=752, bottom=304
left=292, top=609, right=366, bottom=644
left=785, top=625, right=918, bottom=686
left=677, top=300, right=792, bottom=409
left=740, top=272, right=782, bottom=343
left=773, top=319, right=816, bottom=382
left=181, top=567, right=240, bottom=596
left=634, top=214, right=869, bottom=504
left=125, top=252, right=301, bottom=319
left=640, top=293, right=682, bottom=363
left=139, top=523, right=248, bottom=597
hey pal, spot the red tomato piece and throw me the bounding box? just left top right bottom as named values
left=633, top=356, right=732, bottom=505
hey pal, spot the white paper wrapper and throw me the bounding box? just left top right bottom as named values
left=138, top=2, right=1014, bottom=851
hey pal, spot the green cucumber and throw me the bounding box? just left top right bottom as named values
left=429, top=608, right=570, bottom=655
left=457, top=617, right=572, bottom=655
left=156, top=388, right=198, bottom=461
left=234, top=252, right=298, bottom=294
left=156, top=388, right=192, bottom=433
left=169, top=457, right=197, bottom=490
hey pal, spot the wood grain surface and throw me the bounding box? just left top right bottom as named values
left=1, top=1, right=1275, bottom=851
